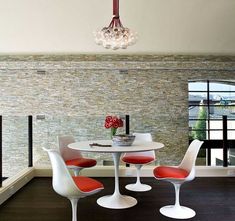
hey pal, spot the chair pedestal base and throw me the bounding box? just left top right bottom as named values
left=125, top=183, right=152, bottom=192
left=97, top=194, right=137, bottom=209
left=159, top=205, right=196, bottom=219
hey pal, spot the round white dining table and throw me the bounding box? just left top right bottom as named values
left=68, top=140, right=164, bottom=209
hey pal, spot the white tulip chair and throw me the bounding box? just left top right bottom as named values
left=122, top=133, right=155, bottom=192
left=153, top=139, right=204, bottom=219
left=43, top=148, right=103, bottom=221
left=58, top=135, right=97, bottom=176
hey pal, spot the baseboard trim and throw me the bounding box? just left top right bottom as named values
left=196, top=166, right=235, bottom=177
left=34, top=165, right=235, bottom=177
left=0, top=168, right=34, bottom=205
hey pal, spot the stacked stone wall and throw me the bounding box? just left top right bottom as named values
left=0, top=55, right=234, bottom=177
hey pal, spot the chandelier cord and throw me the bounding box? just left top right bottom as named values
left=113, top=0, right=119, bottom=18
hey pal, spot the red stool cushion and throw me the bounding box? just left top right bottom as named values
left=66, top=158, right=97, bottom=168
left=153, top=166, right=189, bottom=179
left=72, top=176, right=104, bottom=192
left=122, top=156, right=155, bottom=164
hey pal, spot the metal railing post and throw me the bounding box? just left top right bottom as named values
left=206, top=80, right=211, bottom=166
left=125, top=115, right=129, bottom=135
left=223, top=115, right=228, bottom=167
left=125, top=115, right=130, bottom=167
left=28, top=115, right=33, bottom=167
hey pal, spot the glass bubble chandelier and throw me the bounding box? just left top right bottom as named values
left=94, top=0, right=137, bottom=50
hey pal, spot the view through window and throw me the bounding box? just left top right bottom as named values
left=189, top=80, right=235, bottom=166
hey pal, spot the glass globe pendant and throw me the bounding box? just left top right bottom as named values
left=94, top=0, right=137, bottom=50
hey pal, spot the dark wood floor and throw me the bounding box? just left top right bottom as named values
left=0, top=177, right=235, bottom=221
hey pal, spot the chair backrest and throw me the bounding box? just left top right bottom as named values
left=58, top=135, right=82, bottom=161
left=123, top=132, right=155, bottom=157
left=134, top=132, right=153, bottom=142
left=179, top=139, right=204, bottom=176
left=43, top=148, right=81, bottom=197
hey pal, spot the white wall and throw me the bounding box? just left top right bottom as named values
left=0, top=0, right=234, bottom=54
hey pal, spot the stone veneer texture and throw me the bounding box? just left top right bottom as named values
left=0, top=55, right=235, bottom=177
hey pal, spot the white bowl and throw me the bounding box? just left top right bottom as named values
left=112, top=134, right=135, bottom=146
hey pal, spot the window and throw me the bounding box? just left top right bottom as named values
left=189, top=80, right=235, bottom=166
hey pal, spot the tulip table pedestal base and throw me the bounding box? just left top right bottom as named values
left=97, top=194, right=137, bottom=209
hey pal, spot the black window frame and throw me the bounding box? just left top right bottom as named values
left=189, top=80, right=235, bottom=166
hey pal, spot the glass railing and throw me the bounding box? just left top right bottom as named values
left=2, top=116, right=28, bottom=179
left=3, top=113, right=235, bottom=185
left=32, top=114, right=160, bottom=167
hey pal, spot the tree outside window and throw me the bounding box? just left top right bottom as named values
left=190, top=102, right=207, bottom=158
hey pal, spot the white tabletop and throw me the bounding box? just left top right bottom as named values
left=68, top=140, right=164, bottom=153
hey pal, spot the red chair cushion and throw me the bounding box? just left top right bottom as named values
left=72, top=176, right=104, bottom=192
left=153, top=166, right=189, bottom=179
left=122, top=156, right=155, bottom=164
left=66, top=158, right=97, bottom=168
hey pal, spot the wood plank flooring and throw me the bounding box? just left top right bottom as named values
left=0, top=177, right=235, bottom=221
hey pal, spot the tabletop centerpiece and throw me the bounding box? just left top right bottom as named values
left=104, top=115, right=123, bottom=138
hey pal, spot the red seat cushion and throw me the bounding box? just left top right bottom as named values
left=122, top=156, right=155, bottom=164
left=66, top=158, right=97, bottom=168
left=72, top=176, right=104, bottom=192
left=153, top=166, right=189, bottom=179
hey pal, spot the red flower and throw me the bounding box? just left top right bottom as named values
left=105, top=116, right=113, bottom=123
left=104, top=115, right=123, bottom=129
left=113, top=122, right=119, bottom=129
left=105, top=122, right=112, bottom=129
left=118, top=119, right=123, bottom=127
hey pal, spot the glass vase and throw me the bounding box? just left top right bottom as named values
left=111, top=127, right=117, bottom=139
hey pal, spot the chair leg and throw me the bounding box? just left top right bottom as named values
left=136, top=165, right=142, bottom=186
left=159, top=183, right=196, bottom=219
left=125, top=165, right=152, bottom=192
left=69, top=198, right=79, bottom=221
left=73, top=168, right=82, bottom=176
left=174, top=183, right=181, bottom=208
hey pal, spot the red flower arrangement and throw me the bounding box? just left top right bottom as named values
left=105, top=115, right=123, bottom=138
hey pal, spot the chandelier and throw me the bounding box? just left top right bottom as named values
left=94, top=0, right=137, bottom=50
